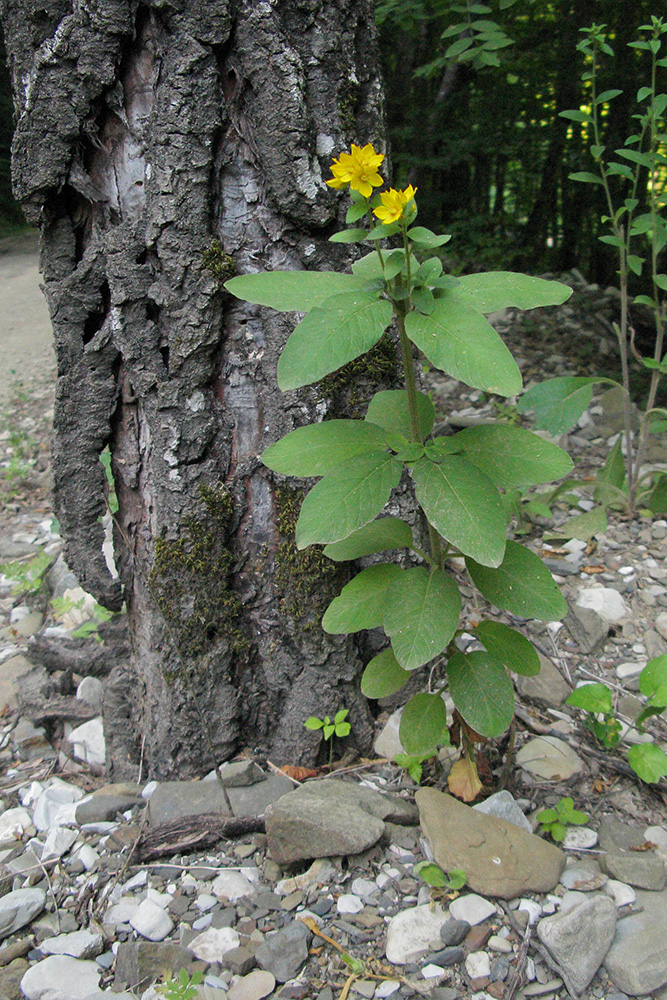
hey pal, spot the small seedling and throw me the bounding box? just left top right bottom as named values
left=394, top=751, right=435, bottom=784
left=304, top=708, right=351, bottom=764
left=537, top=797, right=588, bottom=842
left=51, top=594, right=114, bottom=641
left=566, top=683, right=622, bottom=748
left=155, top=969, right=203, bottom=1000
left=414, top=860, right=467, bottom=891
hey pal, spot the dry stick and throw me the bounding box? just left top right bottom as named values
left=503, top=917, right=532, bottom=1000
left=500, top=901, right=580, bottom=1000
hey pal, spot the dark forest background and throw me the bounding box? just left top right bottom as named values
left=1, top=0, right=664, bottom=289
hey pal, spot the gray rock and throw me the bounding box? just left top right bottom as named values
left=537, top=894, right=617, bottom=994
left=598, top=819, right=646, bottom=854
left=604, top=889, right=667, bottom=995
left=113, top=941, right=194, bottom=992
left=576, top=586, right=628, bottom=623
left=600, top=852, right=666, bottom=889
left=0, top=887, right=46, bottom=940
left=265, top=779, right=417, bottom=865
left=516, top=736, right=583, bottom=781
left=129, top=898, right=173, bottom=941
left=416, top=789, right=565, bottom=899
left=75, top=784, right=144, bottom=824
left=20, top=955, right=101, bottom=999
left=427, top=946, right=465, bottom=967
left=39, top=930, right=104, bottom=959
left=385, top=904, right=449, bottom=964
left=255, top=919, right=311, bottom=983
left=227, top=775, right=296, bottom=817
left=439, top=919, right=471, bottom=947
left=473, top=790, right=532, bottom=834
left=448, top=894, right=496, bottom=926
left=563, top=605, right=610, bottom=654
left=645, top=628, right=667, bottom=661
left=148, top=774, right=293, bottom=828
left=515, top=654, right=572, bottom=708
left=215, top=760, right=266, bottom=787
left=227, top=970, right=276, bottom=1000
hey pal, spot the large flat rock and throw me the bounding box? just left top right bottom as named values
left=416, top=789, right=566, bottom=899
left=147, top=774, right=294, bottom=827
left=604, top=889, right=667, bottom=995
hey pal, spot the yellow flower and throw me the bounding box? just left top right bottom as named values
left=326, top=143, right=385, bottom=198
left=373, top=184, right=418, bottom=225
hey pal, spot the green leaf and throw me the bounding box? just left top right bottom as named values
left=446, top=869, right=467, bottom=891
left=556, top=506, right=607, bottom=541
left=225, top=270, right=365, bottom=312
left=452, top=424, right=573, bottom=488
left=644, top=473, right=667, bottom=514
left=549, top=821, right=567, bottom=842
left=537, top=808, right=558, bottom=824
left=414, top=861, right=448, bottom=888
left=475, top=621, right=541, bottom=676
left=323, top=517, right=413, bottom=561
left=405, top=296, right=523, bottom=397
left=453, top=272, right=572, bottom=313
left=518, top=376, right=615, bottom=434
left=366, top=389, right=435, bottom=440
left=559, top=110, right=593, bottom=123
left=412, top=456, right=507, bottom=567
left=467, top=541, right=568, bottom=620
left=334, top=708, right=349, bottom=724
left=329, top=228, right=369, bottom=243
left=346, top=203, right=369, bottom=223
left=304, top=717, right=324, bottom=730
left=639, top=655, right=667, bottom=706
left=335, top=721, right=351, bottom=737
left=323, top=724, right=335, bottom=739
left=627, top=743, right=667, bottom=783
left=447, top=650, right=515, bottom=737
left=413, top=286, right=436, bottom=315
left=615, top=148, right=653, bottom=168
left=399, top=693, right=450, bottom=756
left=407, top=226, right=452, bottom=248
left=361, top=648, right=411, bottom=699
left=595, top=437, right=626, bottom=505
left=566, top=683, right=613, bottom=715
left=596, top=89, right=622, bottom=103
left=569, top=171, right=605, bottom=185
left=322, top=563, right=403, bottom=633
left=384, top=567, right=461, bottom=669
left=277, top=293, right=393, bottom=390
left=295, top=451, right=402, bottom=548
left=262, top=420, right=389, bottom=476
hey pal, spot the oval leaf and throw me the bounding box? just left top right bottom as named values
left=262, top=420, right=389, bottom=476
left=627, top=743, right=667, bottom=784
left=518, top=376, right=616, bottom=434
left=412, top=456, right=507, bottom=568
left=225, top=270, right=364, bottom=312
left=453, top=272, right=572, bottom=313
left=406, top=296, right=522, bottom=397
left=295, top=451, right=402, bottom=548
left=475, top=621, right=541, bottom=676
left=277, top=292, right=393, bottom=390
left=448, top=649, right=515, bottom=737
left=384, top=567, right=461, bottom=669
left=566, top=683, right=613, bottom=715
left=407, top=226, right=452, bottom=248
left=467, top=541, right=568, bottom=620
left=323, top=517, right=413, bottom=561
left=365, top=389, right=435, bottom=440
left=453, top=424, right=573, bottom=488
left=322, top=564, right=403, bottom=634
left=447, top=757, right=483, bottom=802
left=399, top=692, right=450, bottom=756
left=361, top=647, right=411, bottom=698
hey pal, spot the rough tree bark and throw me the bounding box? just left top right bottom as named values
left=1, top=0, right=389, bottom=778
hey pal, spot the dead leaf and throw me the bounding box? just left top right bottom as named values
left=582, top=565, right=605, bottom=575
left=279, top=764, right=319, bottom=781
left=447, top=757, right=483, bottom=802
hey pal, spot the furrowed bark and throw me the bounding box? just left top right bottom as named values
left=2, top=0, right=388, bottom=777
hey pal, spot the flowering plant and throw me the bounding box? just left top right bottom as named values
left=226, top=144, right=573, bottom=778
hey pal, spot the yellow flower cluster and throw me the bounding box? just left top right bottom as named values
left=326, top=142, right=416, bottom=224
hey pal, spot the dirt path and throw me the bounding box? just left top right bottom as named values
left=0, top=231, right=54, bottom=406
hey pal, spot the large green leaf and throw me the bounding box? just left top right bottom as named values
left=323, top=517, right=413, bottom=561
left=225, top=270, right=365, bottom=312
left=277, top=293, right=393, bottom=390
left=384, top=567, right=461, bottom=669
left=365, top=390, right=435, bottom=441
left=467, top=541, right=567, bottom=620
left=405, top=296, right=522, bottom=397
left=517, top=376, right=617, bottom=434
left=399, top=693, right=450, bottom=755
left=475, top=621, right=541, bottom=676
left=295, top=451, right=402, bottom=548
left=452, top=424, right=573, bottom=488
left=447, top=650, right=515, bottom=737
left=453, top=272, right=572, bottom=313
left=352, top=250, right=405, bottom=281
left=361, top=648, right=411, bottom=698
left=411, top=456, right=507, bottom=567
left=322, top=564, right=403, bottom=634
left=627, top=743, right=667, bottom=783
left=262, top=420, right=388, bottom=477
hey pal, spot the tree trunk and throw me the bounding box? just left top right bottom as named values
left=1, top=0, right=387, bottom=778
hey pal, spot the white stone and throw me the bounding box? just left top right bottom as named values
left=422, top=964, right=445, bottom=979
left=40, top=929, right=104, bottom=959
left=604, top=879, right=636, bottom=907
left=385, top=904, right=448, bottom=964
left=449, top=894, right=497, bottom=926
left=76, top=844, right=99, bottom=871
left=488, top=935, right=513, bottom=953
left=0, top=887, right=46, bottom=939
left=41, top=826, right=78, bottom=860
left=76, top=677, right=104, bottom=710
left=20, top=955, right=102, bottom=999
left=375, top=982, right=401, bottom=998
left=67, top=718, right=105, bottom=767
left=473, top=790, right=532, bottom=834
left=0, top=806, right=33, bottom=842
left=516, top=736, right=583, bottom=781
left=518, top=899, right=542, bottom=925
left=227, top=969, right=276, bottom=1000
left=559, top=891, right=589, bottom=914
left=211, top=870, right=255, bottom=902
left=351, top=877, right=377, bottom=897
left=130, top=898, right=173, bottom=941
left=465, top=951, right=491, bottom=978
left=374, top=708, right=404, bottom=760
left=337, top=893, right=364, bottom=914
left=616, top=661, right=645, bottom=680
left=195, top=894, right=217, bottom=912
left=576, top=587, right=628, bottom=622
left=33, top=779, right=83, bottom=831
left=562, top=827, right=598, bottom=850
left=188, top=925, right=240, bottom=962
left=105, top=899, right=139, bottom=926
left=146, top=887, right=171, bottom=909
